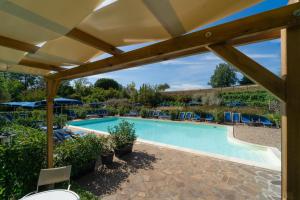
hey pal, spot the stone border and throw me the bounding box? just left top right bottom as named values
left=67, top=117, right=281, bottom=171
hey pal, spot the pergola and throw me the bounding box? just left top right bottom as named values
left=0, top=0, right=299, bottom=199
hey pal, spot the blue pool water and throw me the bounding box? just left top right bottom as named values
left=69, top=117, right=280, bottom=169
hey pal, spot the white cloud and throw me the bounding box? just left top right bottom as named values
left=161, top=60, right=201, bottom=65
left=87, top=74, right=120, bottom=83
left=247, top=53, right=278, bottom=59
left=201, top=54, right=222, bottom=61
left=168, top=83, right=210, bottom=91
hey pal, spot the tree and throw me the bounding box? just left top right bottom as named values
left=239, top=75, right=254, bottom=85
left=94, top=78, right=120, bottom=90
left=157, top=83, right=170, bottom=91
left=208, top=63, right=237, bottom=88
left=71, top=78, right=92, bottom=101
left=0, top=76, right=11, bottom=102
left=125, top=82, right=138, bottom=102
left=57, top=80, right=75, bottom=98
left=138, top=84, right=161, bottom=106
left=20, top=89, right=45, bottom=101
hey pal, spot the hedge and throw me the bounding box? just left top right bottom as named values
left=0, top=125, right=46, bottom=199
left=0, top=125, right=103, bottom=199
left=220, top=90, right=276, bottom=107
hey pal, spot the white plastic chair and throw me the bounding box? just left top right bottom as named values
left=21, top=165, right=73, bottom=198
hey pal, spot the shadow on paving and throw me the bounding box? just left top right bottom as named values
left=75, top=150, right=157, bottom=196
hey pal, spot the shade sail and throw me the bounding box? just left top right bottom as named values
left=1, top=98, right=83, bottom=109
left=0, top=0, right=261, bottom=76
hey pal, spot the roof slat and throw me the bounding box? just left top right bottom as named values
left=66, top=28, right=123, bottom=55
left=0, top=35, right=39, bottom=53
left=18, top=59, right=64, bottom=72
left=143, top=0, right=186, bottom=37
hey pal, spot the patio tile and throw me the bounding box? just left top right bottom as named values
left=76, top=142, right=281, bottom=199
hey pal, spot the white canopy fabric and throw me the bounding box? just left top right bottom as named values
left=0, top=0, right=261, bottom=76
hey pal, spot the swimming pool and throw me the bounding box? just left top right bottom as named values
left=68, top=117, right=280, bottom=170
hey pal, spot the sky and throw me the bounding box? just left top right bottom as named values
left=84, top=0, right=287, bottom=91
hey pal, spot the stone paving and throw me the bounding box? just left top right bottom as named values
left=76, top=142, right=281, bottom=200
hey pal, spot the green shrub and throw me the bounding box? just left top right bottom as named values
left=210, top=108, right=224, bottom=123
left=265, top=113, right=281, bottom=128
left=106, top=106, right=118, bottom=116
left=14, top=117, right=40, bottom=128
left=170, top=110, right=179, bottom=120
left=220, top=90, right=277, bottom=108
left=54, top=135, right=102, bottom=177
left=101, top=136, right=115, bottom=154
left=54, top=114, right=68, bottom=128
left=140, top=108, right=149, bottom=118
left=31, top=110, right=46, bottom=121
left=118, top=106, right=130, bottom=116
left=11, top=113, right=67, bottom=129
left=0, top=124, right=104, bottom=199
left=109, top=120, right=136, bottom=149
left=73, top=107, right=87, bottom=119
left=0, top=125, right=46, bottom=199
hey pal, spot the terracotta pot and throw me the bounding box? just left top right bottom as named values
left=114, top=144, right=133, bottom=158
left=101, top=151, right=114, bottom=165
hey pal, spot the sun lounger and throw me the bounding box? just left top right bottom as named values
left=185, top=112, right=193, bottom=120
left=205, top=114, right=213, bottom=122
left=86, top=110, right=99, bottom=118
left=232, top=113, right=241, bottom=123
left=251, top=115, right=260, bottom=123
left=224, top=112, right=232, bottom=123
left=127, top=110, right=138, bottom=116
left=153, top=110, right=161, bottom=118
left=259, top=116, right=273, bottom=127
left=39, top=125, right=59, bottom=131
left=241, top=114, right=251, bottom=125
left=193, top=113, right=201, bottom=121
left=179, top=112, right=185, bottom=120
left=97, top=109, right=108, bottom=117
left=148, top=110, right=154, bottom=118
left=54, top=129, right=72, bottom=141
left=159, top=112, right=171, bottom=120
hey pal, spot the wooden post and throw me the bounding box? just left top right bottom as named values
left=281, top=1, right=299, bottom=199
left=46, top=79, right=60, bottom=168
left=281, top=24, right=300, bottom=199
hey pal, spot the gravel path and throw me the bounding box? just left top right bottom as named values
left=234, top=125, right=281, bottom=150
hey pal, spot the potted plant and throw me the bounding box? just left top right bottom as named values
left=101, top=136, right=115, bottom=165
left=109, top=120, right=137, bottom=157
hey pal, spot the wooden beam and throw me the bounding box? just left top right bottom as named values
left=19, top=59, right=65, bottom=72
left=281, top=25, right=300, bottom=200
left=46, top=78, right=60, bottom=168
left=207, top=44, right=285, bottom=101
left=143, top=0, right=186, bottom=37
left=66, top=28, right=123, bottom=55
left=55, top=30, right=280, bottom=79
left=227, top=29, right=280, bottom=46
left=50, top=3, right=300, bottom=80
left=0, top=35, right=39, bottom=53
